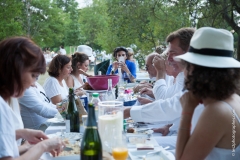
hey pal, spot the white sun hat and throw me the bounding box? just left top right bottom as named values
left=174, top=27, right=240, bottom=68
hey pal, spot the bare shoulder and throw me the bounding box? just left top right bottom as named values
left=65, top=75, right=74, bottom=87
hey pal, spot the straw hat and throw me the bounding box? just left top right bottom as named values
left=174, top=27, right=240, bottom=68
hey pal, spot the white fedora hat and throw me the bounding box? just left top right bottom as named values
left=174, top=27, right=240, bottom=68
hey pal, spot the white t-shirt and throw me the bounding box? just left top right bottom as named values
left=9, top=98, right=24, bottom=146
left=0, top=96, right=19, bottom=158
left=59, top=48, right=66, bottom=55
left=43, top=76, right=68, bottom=101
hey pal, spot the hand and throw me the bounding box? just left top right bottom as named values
left=75, top=88, right=85, bottom=97
left=139, top=87, right=154, bottom=98
left=137, top=96, right=153, bottom=105
left=153, top=55, right=166, bottom=71
left=20, top=129, right=48, bottom=144
left=78, top=69, right=92, bottom=77
left=112, top=61, right=119, bottom=70
left=133, top=83, right=153, bottom=93
left=41, top=137, right=64, bottom=157
left=124, top=107, right=131, bottom=119
left=119, top=62, right=130, bottom=73
left=153, top=55, right=166, bottom=80
left=153, top=124, right=172, bottom=136
left=180, top=91, right=201, bottom=111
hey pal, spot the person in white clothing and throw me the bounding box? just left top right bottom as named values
left=137, top=51, right=176, bottom=105
left=59, top=45, right=66, bottom=55
left=0, top=36, right=64, bottom=159
left=175, top=27, right=240, bottom=160
left=124, top=27, right=195, bottom=121
left=65, top=52, right=90, bottom=96
left=43, top=55, right=72, bottom=104
left=19, top=81, right=58, bottom=130
left=124, top=28, right=195, bottom=149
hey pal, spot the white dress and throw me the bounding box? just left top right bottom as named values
left=205, top=101, right=240, bottom=160
left=43, top=76, right=68, bottom=101
left=0, top=96, right=19, bottom=158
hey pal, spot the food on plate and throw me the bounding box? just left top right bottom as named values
left=127, top=127, right=135, bottom=133
left=126, top=119, right=134, bottom=123
left=128, top=137, right=146, bottom=144
left=59, top=139, right=80, bottom=156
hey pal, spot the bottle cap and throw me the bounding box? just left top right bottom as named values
left=92, top=93, right=99, bottom=97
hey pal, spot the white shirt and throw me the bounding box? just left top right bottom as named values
left=43, top=76, right=68, bottom=101
left=131, top=72, right=185, bottom=132
left=131, top=91, right=183, bottom=123
left=9, top=98, right=24, bottom=146
left=19, top=82, right=58, bottom=129
left=131, top=72, right=184, bottom=122
left=0, top=96, right=19, bottom=158
left=153, top=72, right=184, bottom=100
left=59, top=48, right=66, bottom=55
left=71, top=74, right=87, bottom=90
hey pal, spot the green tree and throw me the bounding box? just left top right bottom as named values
left=0, top=0, right=23, bottom=40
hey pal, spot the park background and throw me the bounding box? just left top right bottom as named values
left=1, top=0, right=240, bottom=62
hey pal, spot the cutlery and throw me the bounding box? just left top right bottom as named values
left=63, top=146, right=73, bottom=151
left=137, top=146, right=170, bottom=159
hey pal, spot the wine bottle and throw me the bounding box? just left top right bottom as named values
left=106, top=79, right=115, bottom=100
left=66, top=88, right=80, bottom=133
left=81, top=103, right=102, bottom=160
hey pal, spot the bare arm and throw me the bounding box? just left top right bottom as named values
left=51, top=95, right=62, bottom=105
left=176, top=93, right=226, bottom=160
left=65, top=75, right=74, bottom=88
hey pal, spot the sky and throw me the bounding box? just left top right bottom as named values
left=75, top=0, right=92, bottom=8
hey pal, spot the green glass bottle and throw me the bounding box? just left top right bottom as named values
left=66, top=88, right=80, bottom=132
left=81, top=103, right=102, bottom=160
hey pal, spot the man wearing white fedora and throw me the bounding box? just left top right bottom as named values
left=175, top=27, right=240, bottom=160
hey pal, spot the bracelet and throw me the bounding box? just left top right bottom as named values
left=181, top=112, right=193, bottom=117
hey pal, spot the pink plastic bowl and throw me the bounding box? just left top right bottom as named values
left=86, top=75, right=119, bottom=90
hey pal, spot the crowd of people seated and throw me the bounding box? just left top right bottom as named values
left=0, top=26, right=239, bottom=160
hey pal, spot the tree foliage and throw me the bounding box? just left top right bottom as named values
left=0, top=0, right=239, bottom=59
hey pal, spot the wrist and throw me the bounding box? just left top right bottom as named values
left=39, top=141, right=48, bottom=152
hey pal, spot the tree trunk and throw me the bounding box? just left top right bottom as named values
left=237, top=32, right=240, bottom=61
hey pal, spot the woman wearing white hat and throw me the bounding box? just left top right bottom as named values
left=175, top=27, right=240, bottom=160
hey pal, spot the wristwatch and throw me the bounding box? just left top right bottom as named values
left=111, top=68, right=115, bottom=74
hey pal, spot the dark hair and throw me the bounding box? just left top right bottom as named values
left=184, top=62, right=240, bottom=100
left=0, top=36, right=46, bottom=99
left=113, top=46, right=128, bottom=59
left=166, top=28, right=195, bottom=51
left=48, top=55, right=71, bottom=77
left=71, top=52, right=89, bottom=73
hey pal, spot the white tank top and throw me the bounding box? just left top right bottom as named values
left=205, top=101, right=240, bottom=160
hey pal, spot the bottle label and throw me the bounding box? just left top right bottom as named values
left=85, top=126, right=98, bottom=129
left=65, top=120, right=70, bottom=132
